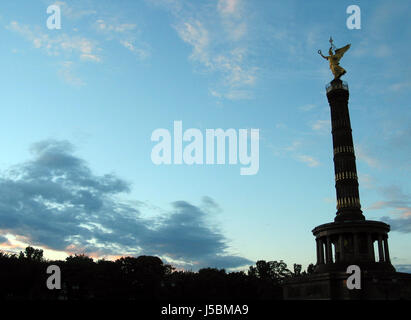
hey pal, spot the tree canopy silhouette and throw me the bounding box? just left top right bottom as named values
left=0, top=246, right=314, bottom=300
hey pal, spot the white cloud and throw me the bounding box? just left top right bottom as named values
left=214, top=48, right=257, bottom=87
left=52, top=1, right=97, bottom=20
left=375, top=45, right=392, bottom=58
left=311, top=119, right=331, bottom=132
left=176, top=20, right=211, bottom=67
left=209, top=89, right=222, bottom=98
left=94, top=19, right=150, bottom=59
left=389, top=81, right=411, bottom=92
left=152, top=0, right=255, bottom=100
left=227, top=22, right=247, bottom=41
left=95, top=19, right=137, bottom=33
left=297, top=154, right=320, bottom=167
left=285, top=140, right=301, bottom=152
left=224, top=89, right=252, bottom=100
left=217, top=0, right=246, bottom=41
left=8, top=21, right=102, bottom=62
left=356, top=145, right=381, bottom=168
left=352, top=41, right=393, bottom=59
left=217, top=0, right=240, bottom=16
left=147, top=0, right=183, bottom=15
left=358, top=173, right=375, bottom=189
left=176, top=20, right=256, bottom=100
left=370, top=201, right=411, bottom=218
left=120, top=40, right=150, bottom=59
left=7, top=20, right=102, bottom=86
left=299, top=104, right=316, bottom=112
left=80, top=53, right=101, bottom=62
left=278, top=140, right=320, bottom=168
left=58, top=61, right=85, bottom=86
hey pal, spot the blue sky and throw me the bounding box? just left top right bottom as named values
left=0, top=0, right=410, bottom=272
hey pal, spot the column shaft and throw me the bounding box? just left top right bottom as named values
left=353, top=233, right=359, bottom=257
left=316, top=239, right=321, bottom=265
left=378, top=235, right=384, bottom=262
left=319, top=239, right=325, bottom=264
left=327, top=81, right=364, bottom=222
left=383, top=236, right=390, bottom=263
left=326, top=237, right=332, bottom=264
left=368, top=234, right=375, bottom=262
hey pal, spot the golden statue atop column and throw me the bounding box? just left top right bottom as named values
left=318, top=37, right=351, bottom=79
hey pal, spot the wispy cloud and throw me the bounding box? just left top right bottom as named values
left=7, top=20, right=102, bottom=85
left=120, top=40, right=150, bottom=59
left=284, top=140, right=301, bottom=152
left=275, top=140, right=320, bottom=168
left=275, top=123, right=287, bottom=129
left=94, top=19, right=150, bottom=59
left=367, top=185, right=411, bottom=234
left=389, top=81, right=411, bottom=92
left=356, top=145, right=381, bottom=168
left=358, top=173, right=375, bottom=190
left=175, top=20, right=211, bottom=67
left=175, top=18, right=256, bottom=100
left=7, top=1, right=152, bottom=85
left=58, top=61, right=86, bottom=86
left=370, top=186, right=411, bottom=218
left=52, top=1, right=97, bottom=20
left=297, top=154, right=320, bottom=168
left=152, top=0, right=257, bottom=100
left=311, top=119, right=330, bottom=132
left=95, top=19, right=137, bottom=33
left=8, top=21, right=102, bottom=62
left=372, top=201, right=411, bottom=217
left=381, top=215, right=411, bottom=233
left=217, top=0, right=240, bottom=16
left=299, top=104, right=316, bottom=112
left=217, top=0, right=246, bottom=41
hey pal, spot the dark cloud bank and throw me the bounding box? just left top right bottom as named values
left=395, top=265, right=411, bottom=274
left=375, top=186, right=411, bottom=234
left=0, top=140, right=252, bottom=270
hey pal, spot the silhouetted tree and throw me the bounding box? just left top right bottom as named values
left=248, top=260, right=291, bottom=284
left=306, top=263, right=315, bottom=275
left=63, top=254, right=96, bottom=299
left=115, top=256, right=166, bottom=299
left=293, top=264, right=302, bottom=277
left=0, top=247, right=304, bottom=300
left=19, top=246, right=44, bottom=261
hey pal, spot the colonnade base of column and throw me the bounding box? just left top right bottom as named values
left=334, top=208, right=365, bottom=222
left=283, top=270, right=411, bottom=300
left=312, top=220, right=395, bottom=274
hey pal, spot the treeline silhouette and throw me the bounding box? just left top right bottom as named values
left=0, top=246, right=314, bottom=300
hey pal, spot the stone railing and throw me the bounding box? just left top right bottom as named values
left=326, top=80, right=349, bottom=93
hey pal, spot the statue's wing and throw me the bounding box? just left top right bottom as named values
left=334, top=44, right=351, bottom=61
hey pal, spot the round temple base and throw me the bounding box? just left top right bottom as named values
left=312, top=220, right=395, bottom=274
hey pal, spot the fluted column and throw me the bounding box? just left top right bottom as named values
left=326, top=237, right=332, bottom=264
left=353, top=233, right=359, bottom=257
left=327, top=80, right=365, bottom=222
left=383, top=236, right=390, bottom=263
left=339, top=234, right=344, bottom=262
left=378, top=235, right=384, bottom=262
left=367, top=234, right=375, bottom=262
left=319, top=239, right=325, bottom=264
left=316, top=239, right=321, bottom=264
